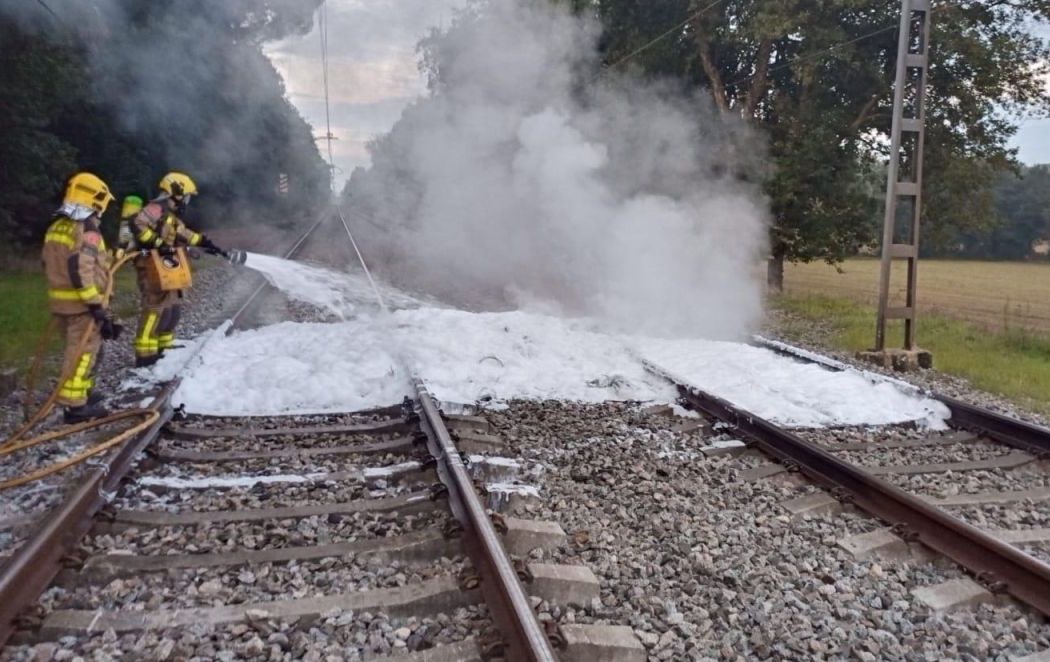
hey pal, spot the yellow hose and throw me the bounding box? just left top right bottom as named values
left=0, top=411, right=158, bottom=490
left=1, top=252, right=162, bottom=490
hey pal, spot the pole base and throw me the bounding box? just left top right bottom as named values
left=856, top=348, right=933, bottom=372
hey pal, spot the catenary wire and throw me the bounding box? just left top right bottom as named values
left=603, top=0, right=728, bottom=70
left=724, top=23, right=899, bottom=89
left=316, top=2, right=387, bottom=311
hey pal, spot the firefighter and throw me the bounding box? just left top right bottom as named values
left=116, top=194, right=143, bottom=257
left=42, top=172, right=123, bottom=423
left=130, top=172, right=226, bottom=367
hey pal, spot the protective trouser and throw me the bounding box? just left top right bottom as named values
left=134, top=262, right=178, bottom=360
left=157, top=305, right=181, bottom=351
left=55, top=313, right=101, bottom=407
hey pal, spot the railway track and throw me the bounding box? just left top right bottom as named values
left=0, top=210, right=644, bottom=661
left=643, top=343, right=1050, bottom=620
left=4, top=205, right=1050, bottom=659
left=1, top=389, right=637, bottom=659
left=3, top=401, right=566, bottom=659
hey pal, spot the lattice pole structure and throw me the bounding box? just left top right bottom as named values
left=874, top=0, right=931, bottom=362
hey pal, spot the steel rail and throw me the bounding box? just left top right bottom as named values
left=937, top=394, right=1050, bottom=457
left=0, top=211, right=332, bottom=647
left=0, top=387, right=174, bottom=644
left=645, top=360, right=1050, bottom=618
left=412, top=379, right=558, bottom=661
left=229, top=206, right=332, bottom=328
left=752, top=336, right=1050, bottom=456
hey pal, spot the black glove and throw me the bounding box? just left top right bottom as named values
left=199, top=235, right=227, bottom=257
left=89, top=305, right=123, bottom=341
left=157, top=245, right=177, bottom=257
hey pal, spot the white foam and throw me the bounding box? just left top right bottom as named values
left=137, top=473, right=326, bottom=489
left=485, top=482, right=541, bottom=498
left=704, top=439, right=746, bottom=450
left=242, top=252, right=426, bottom=318
left=171, top=306, right=950, bottom=429
left=639, top=339, right=950, bottom=429
left=362, top=461, right=422, bottom=478
left=468, top=455, right=521, bottom=469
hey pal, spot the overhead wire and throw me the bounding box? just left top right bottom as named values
left=723, top=23, right=900, bottom=89
left=316, top=1, right=387, bottom=312
left=602, top=0, right=901, bottom=97
left=35, top=0, right=59, bottom=19
left=603, top=0, right=728, bottom=70
left=318, top=1, right=336, bottom=183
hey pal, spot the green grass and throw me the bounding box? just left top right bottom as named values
left=772, top=292, right=1050, bottom=414
left=0, top=271, right=55, bottom=373
left=0, top=268, right=139, bottom=375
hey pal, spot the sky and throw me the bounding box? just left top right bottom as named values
left=265, top=0, right=468, bottom=189
left=266, top=1, right=1050, bottom=192
left=1014, top=120, right=1050, bottom=165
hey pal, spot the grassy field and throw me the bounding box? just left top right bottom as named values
left=784, top=258, right=1050, bottom=335
left=0, top=268, right=139, bottom=375
left=0, top=272, right=55, bottom=372
left=778, top=258, right=1050, bottom=413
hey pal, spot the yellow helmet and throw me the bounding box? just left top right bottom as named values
left=63, top=172, right=115, bottom=215
left=158, top=172, right=198, bottom=199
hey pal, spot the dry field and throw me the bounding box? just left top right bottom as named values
left=785, top=258, right=1050, bottom=335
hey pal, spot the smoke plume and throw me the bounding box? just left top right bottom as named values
left=343, top=0, right=769, bottom=339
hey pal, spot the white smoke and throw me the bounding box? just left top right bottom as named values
left=344, top=0, right=769, bottom=339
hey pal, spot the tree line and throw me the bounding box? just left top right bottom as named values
left=934, top=164, right=1050, bottom=260
left=0, top=0, right=331, bottom=256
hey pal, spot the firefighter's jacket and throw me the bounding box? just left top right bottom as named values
left=131, top=202, right=202, bottom=250
left=42, top=216, right=112, bottom=315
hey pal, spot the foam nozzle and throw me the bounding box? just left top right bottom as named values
left=226, top=249, right=248, bottom=266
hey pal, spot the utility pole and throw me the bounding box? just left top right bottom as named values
left=863, top=0, right=933, bottom=371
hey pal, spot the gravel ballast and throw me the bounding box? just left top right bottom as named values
left=135, top=451, right=419, bottom=480
left=110, top=477, right=430, bottom=514
left=82, top=509, right=448, bottom=557
left=1, top=606, right=495, bottom=661
left=45, top=555, right=469, bottom=612
left=887, top=468, right=1050, bottom=499
left=489, top=400, right=1050, bottom=661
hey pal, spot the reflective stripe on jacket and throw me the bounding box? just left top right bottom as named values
left=41, top=216, right=112, bottom=315
left=132, top=202, right=202, bottom=249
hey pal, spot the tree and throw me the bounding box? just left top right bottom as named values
left=0, top=24, right=79, bottom=247
left=937, top=165, right=1050, bottom=259
left=581, top=0, right=1050, bottom=286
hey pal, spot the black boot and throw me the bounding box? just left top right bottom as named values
left=87, top=391, right=106, bottom=406
left=65, top=403, right=110, bottom=424
left=136, top=355, right=160, bottom=368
